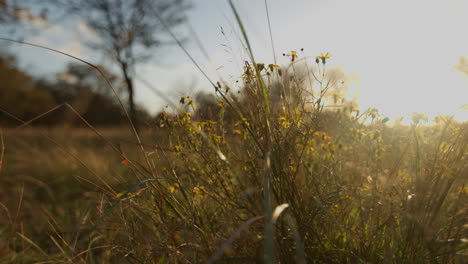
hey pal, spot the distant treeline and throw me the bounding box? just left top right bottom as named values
left=0, top=52, right=151, bottom=127
left=0, top=51, right=357, bottom=129
left=0, top=51, right=249, bottom=129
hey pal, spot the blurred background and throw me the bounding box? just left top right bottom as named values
left=0, top=0, right=467, bottom=127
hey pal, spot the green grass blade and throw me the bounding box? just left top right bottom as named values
left=285, top=214, right=307, bottom=264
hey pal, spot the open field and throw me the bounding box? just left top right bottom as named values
left=1, top=2, right=467, bottom=263
left=0, top=101, right=467, bottom=263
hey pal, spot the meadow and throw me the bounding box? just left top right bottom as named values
left=1, top=3, right=468, bottom=264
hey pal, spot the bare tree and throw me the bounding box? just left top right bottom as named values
left=0, top=0, right=48, bottom=26
left=49, top=0, right=190, bottom=127
left=0, top=0, right=24, bottom=23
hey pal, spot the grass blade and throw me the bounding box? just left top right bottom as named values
left=85, top=179, right=154, bottom=239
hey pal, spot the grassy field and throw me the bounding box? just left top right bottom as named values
left=1, top=72, right=467, bottom=264
left=1, top=3, right=468, bottom=263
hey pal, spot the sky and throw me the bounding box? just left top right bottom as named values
left=2, top=0, right=468, bottom=123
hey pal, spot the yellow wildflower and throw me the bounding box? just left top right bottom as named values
left=288, top=51, right=298, bottom=62
left=242, top=64, right=255, bottom=83
left=186, top=97, right=194, bottom=109
left=169, top=183, right=180, bottom=194
left=116, top=191, right=139, bottom=199
left=116, top=191, right=128, bottom=198
left=193, top=186, right=207, bottom=201
left=173, top=145, right=183, bottom=153
left=218, top=100, right=226, bottom=108
left=268, top=64, right=282, bottom=76
left=316, top=52, right=332, bottom=64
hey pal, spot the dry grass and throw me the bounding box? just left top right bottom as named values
left=1, top=2, right=467, bottom=263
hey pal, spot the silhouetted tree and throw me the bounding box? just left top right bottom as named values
left=0, top=0, right=48, bottom=29
left=1, top=0, right=16, bottom=23
left=48, top=0, right=191, bottom=128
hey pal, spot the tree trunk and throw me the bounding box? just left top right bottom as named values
left=121, top=62, right=137, bottom=130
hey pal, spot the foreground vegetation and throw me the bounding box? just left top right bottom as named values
left=1, top=54, right=467, bottom=263
left=1, top=3, right=467, bottom=264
